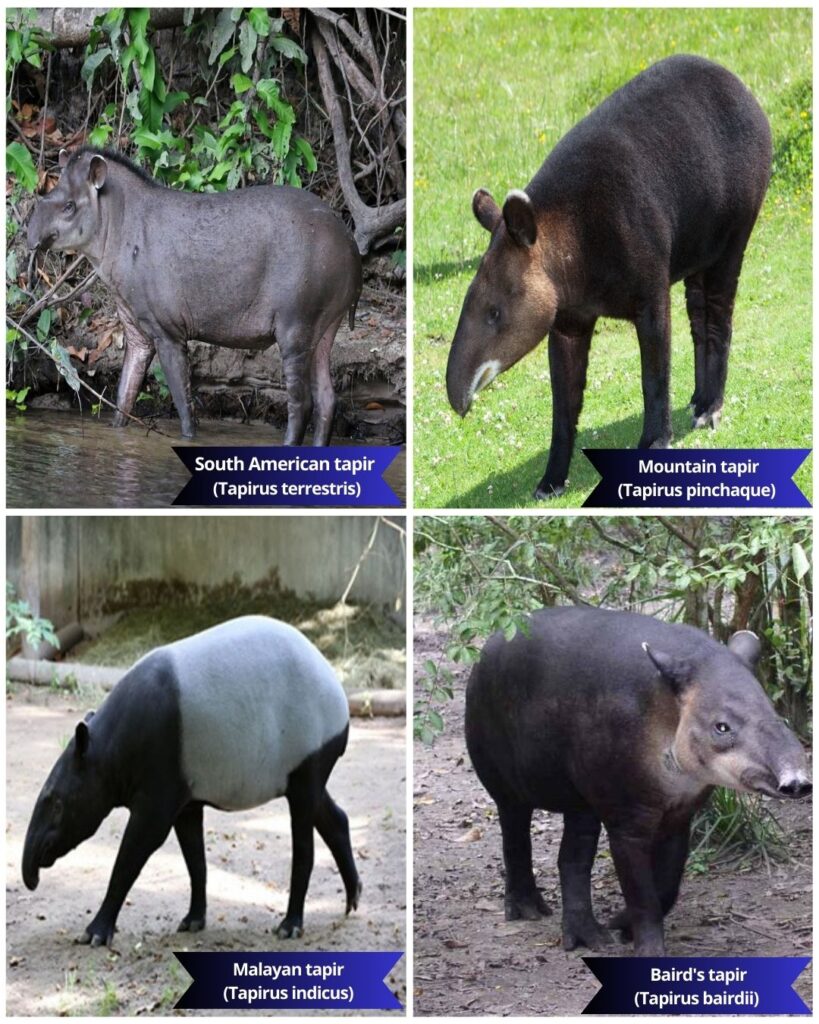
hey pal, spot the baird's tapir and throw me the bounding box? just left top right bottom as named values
left=465, top=606, right=810, bottom=956
left=446, top=55, right=772, bottom=498
left=22, top=616, right=360, bottom=946
left=27, top=147, right=362, bottom=445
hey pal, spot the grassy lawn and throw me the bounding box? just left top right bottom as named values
left=413, top=8, right=812, bottom=508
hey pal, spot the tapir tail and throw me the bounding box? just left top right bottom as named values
left=348, top=299, right=358, bottom=331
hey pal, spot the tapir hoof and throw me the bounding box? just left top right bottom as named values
left=78, top=925, right=115, bottom=947
left=533, top=481, right=566, bottom=501
left=562, top=915, right=613, bottom=951
left=275, top=917, right=303, bottom=939
left=346, top=879, right=363, bottom=915
left=691, top=407, right=722, bottom=431
left=178, top=914, right=206, bottom=933
left=504, top=890, right=551, bottom=921
left=607, top=908, right=633, bottom=942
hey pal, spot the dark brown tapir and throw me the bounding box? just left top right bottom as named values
left=27, top=147, right=362, bottom=445
left=446, top=55, right=772, bottom=498
left=465, top=606, right=811, bottom=956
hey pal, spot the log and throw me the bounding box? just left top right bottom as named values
left=32, top=8, right=185, bottom=48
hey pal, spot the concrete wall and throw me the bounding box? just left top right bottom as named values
left=7, top=516, right=405, bottom=632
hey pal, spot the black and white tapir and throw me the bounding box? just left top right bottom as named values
left=22, top=616, right=360, bottom=946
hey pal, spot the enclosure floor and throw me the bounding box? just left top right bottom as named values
left=6, top=409, right=405, bottom=508
left=6, top=686, right=406, bottom=1016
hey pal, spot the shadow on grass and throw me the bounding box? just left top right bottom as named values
left=415, top=256, right=480, bottom=285
left=446, top=402, right=701, bottom=507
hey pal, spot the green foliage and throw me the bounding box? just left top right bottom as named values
left=689, top=788, right=786, bottom=873
left=6, top=581, right=59, bottom=650
left=6, top=8, right=49, bottom=80
left=6, top=385, right=30, bottom=411
left=79, top=7, right=316, bottom=190
left=6, top=141, right=37, bottom=190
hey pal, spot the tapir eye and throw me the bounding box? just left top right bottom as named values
left=487, top=305, right=501, bottom=326
left=62, top=200, right=75, bottom=216
left=714, top=721, right=732, bottom=735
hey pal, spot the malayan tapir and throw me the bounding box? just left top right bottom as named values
left=446, top=55, right=772, bottom=498
left=22, top=616, right=361, bottom=946
left=27, top=147, right=362, bottom=445
left=465, top=606, right=811, bottom=956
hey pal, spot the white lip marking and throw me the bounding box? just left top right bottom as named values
left=467, top=359, right=502, bottom=405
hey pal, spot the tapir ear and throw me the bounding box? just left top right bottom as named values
left=642, top=641, right=693, bottom=693
left=472, top=188, right=502, bottom=233
left=88, top=155, right=107, bottom=190
left=74, top=721, right=90, bottom=759
left=58, top=148, right=71, bottom=169
left=502, top=190, right=537, bottom=247
left=727, top=630, right=761, bottom=669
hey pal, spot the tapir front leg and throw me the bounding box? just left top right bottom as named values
left=607, top=828, right=665, bottom=956
left=174, top=801, right=207, bottom=932
left=113, top=304, right=156, bottom=428
left=80, top=798, right=179, bottom=946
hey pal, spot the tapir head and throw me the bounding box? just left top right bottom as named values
left=22, top=714, right=111, bottom=891
left=644, top=631, right=811, bottom=799
left=27, top=148, right=108, bottom=255
left=446, top=188, right=557, bottom=416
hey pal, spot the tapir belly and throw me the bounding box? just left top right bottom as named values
left=167, top=617, right=349, bottom=811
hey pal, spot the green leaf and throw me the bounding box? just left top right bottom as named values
left=253, top=107, right=273, bottom=139
left=88, top=123, right=113, bottom=147
left=6, top=251, right=18, bottom=282
left=792, top=542, right=810, bottom=581
left=231, top=72, right=253, bottom=94
left=127, top=8, right=151, bottom=38
left=162, top=90, right=189, bottom=115
left=138, top=87, right=164, bottom=132
left=36, top=308, right=53, bottom=341
left=183, top=9, right=194, bottom=28
left=8, top=30, right=22, bottom=64
left=270, top=35, right=308, bottom=64
left=140, top=47, right=156, bottom=92
left=125, top=88, right=142, bottom=122
left=248, top=9, right=271, bottom=36
left=7, top=328, right=20, bottom=345
left=208, top=7, right=236, bottom=65
left=132, top=127, right=164, bottom=150
left=293, top=135, right=317, bottom=173
left=218, top=46, right=237, bottom=66
left=102, top=8, right=124, bottom=31
left=6, top=142, right=38, bottom=191
left=239, top=19, right=257, bottom=73
left=208, top=160, right=233, bottom=181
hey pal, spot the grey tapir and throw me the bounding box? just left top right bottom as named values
left=465, top=606, right=810, bottom=956
left=446, top=55, right=772, bottom=498
left=27, top=147, right=362, bottom=445
left=22, top=616, right=360, bottom=946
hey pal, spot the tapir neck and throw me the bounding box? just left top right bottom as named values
left=91, top=170, right=149, bottom=285
left=534, top=208, right=581, bottom=308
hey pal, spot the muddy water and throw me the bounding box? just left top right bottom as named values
left=7, top=409, right=406, bottom=508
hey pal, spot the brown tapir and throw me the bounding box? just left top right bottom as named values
left=27, top=147, right=362, bottom=445
left=465, top=606, right=810, bottom=956
left=446, top=55, right=772, bottom=498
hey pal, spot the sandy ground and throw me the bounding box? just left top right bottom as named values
left=6, top=685, right=406, bottom=1017
left=413, top=617, right=812, bottom=1016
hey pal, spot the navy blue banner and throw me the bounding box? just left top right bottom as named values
left=174, top=951, right=403, bottom=1010
left=172, top=445, right=402, bottom=507
left=582, top=449, right=810, bottom=508
left=582, top=956, right=811, bottom=1014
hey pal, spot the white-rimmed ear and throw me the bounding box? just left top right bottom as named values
left=88, top=155, right=108, bottom=190
left=472, top=188, right=502, bottom=233
left=58, top=148, right=71, bottom=169
left=642, top=641, right=693, bottom=694
left=727, top=630, right=760, bottom=669
left=502, top=189, right=537, bottom=247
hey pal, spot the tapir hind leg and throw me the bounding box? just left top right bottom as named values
left=278, top=320, right=319, bottom=446
left=309, top=315, right=343, bottom=447
left=278, top=790, right=316, bottom=938
left=558, top=811, right=611, bottom=950
left=497, top=800, right=550, bottom=920
left=153, top=332, right=195, bottom=439
left=635, top=291, right=673, bottom=451
left=80, top=796, right=181, bottom=947
left=174, top=801, right=207, bottom=932
left=314, top=789, right=361, bottom=913
left=684, top=271, right=708, bottom=419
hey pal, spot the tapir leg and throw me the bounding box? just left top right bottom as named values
left=153, top=333, right=195, bottom=439
left=279, top=321, right=318, bottom=445
left=558, top=811, right=611, bottom=950
left=309, top=316, right=343, bottom=447
left=278, top=791, right=316, bottom=938
left=608, top=824, right=691, bottom=940
left=80, top=798, right=180, bottom=947
left=607, top=829, right=665, bottom=955
left=535, top=320, right=595, bottom=500
left=684, top=272, right=708, bottom=420
left=113, top=305, right=155, bottom=428
left=174, top=801, right=207, bottom=932
left=635, top=292, right=673, bottom=451
left=314, top=789, right=361, bottom=913
left=497, top=801, right=551, bottom=920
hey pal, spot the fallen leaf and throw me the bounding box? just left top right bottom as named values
left=455, top=826, right=483, bottom=844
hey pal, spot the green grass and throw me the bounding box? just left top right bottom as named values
left=414, top=8, right=812, bottom=508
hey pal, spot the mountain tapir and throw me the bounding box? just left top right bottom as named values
left=465, top=606, right=810, bottom=956
left=27, top=147, right=362, bottom=445
left=446, top=55, right=772, bottom=498
left=22, top=616, right=360, bottom=946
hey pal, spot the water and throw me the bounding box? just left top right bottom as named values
left=7, top=409, right=406, bottom=509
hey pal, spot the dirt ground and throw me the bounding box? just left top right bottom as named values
left=6, top=685, right=406, bottom=1017
left=413, top=617, right=812, bottom=1016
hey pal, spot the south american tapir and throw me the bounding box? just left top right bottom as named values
left=22, top=616, right=361, bottom=945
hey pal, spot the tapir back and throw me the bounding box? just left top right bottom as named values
left=147, top=616, right=349, bottom=811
